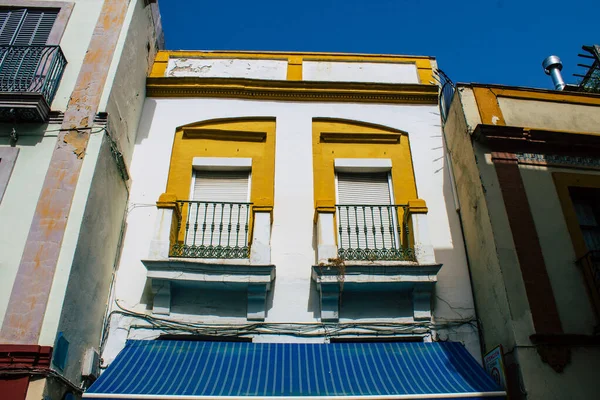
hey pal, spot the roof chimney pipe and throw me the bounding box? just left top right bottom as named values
left=542, top=55, right=565, bottom=90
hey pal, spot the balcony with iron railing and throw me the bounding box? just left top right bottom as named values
left=170, top=200, right=252, bottom=259
left=142, top=193, right=275, bottom=320
left=312, top=199, right=441, bottom=322
left=0, top=45, right=67, bottom=122
left=335, top=204, right=414, bottom=262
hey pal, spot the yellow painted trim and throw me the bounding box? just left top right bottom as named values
left=553, top=172, right=600, bottom=258
left=151, top=51, right=169, bottom=77
left=320, top=132, right=401, bottom=144
left=469, top=85, right=600, bottom=128
left=183, top=128, right=267, bottom=142
left=165, top=117, right=276, bottom=245
left=407, top=199, right=428, bottom=214
left=146, top=77, right=438, bottom=104
left=287, top=56, right=302, bottom=81
left=149, top=50, right=436, bottom=84
left=469, top=84, right=600, bottom=107
left=312, top=118, right=418, bottom=246
left=156, top=192, right=177, bottom=208
left=472, top=87, right=506, bottom=126
left=253, top=205, right=274, bottom=213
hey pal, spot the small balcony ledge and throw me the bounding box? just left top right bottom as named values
left=0, top=45, right=67, bottom=122
left=143, top=193, right=274, bottom=321
left=312, top=199, right=441, bottom=322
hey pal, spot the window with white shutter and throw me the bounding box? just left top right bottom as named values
left=185, top=170, right=251, bottom=249
left=336, top=172, right=399, bottom=251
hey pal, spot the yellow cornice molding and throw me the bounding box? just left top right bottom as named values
left=183, top=128, right=267, bottom=142
left=146, top=77, right=438, bottom=104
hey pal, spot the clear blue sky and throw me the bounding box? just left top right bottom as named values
left=160, top=0, right=599, bottom=89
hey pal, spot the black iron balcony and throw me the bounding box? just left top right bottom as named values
left=170, top=200, right=252, bottom=259
left=0, top=45, right=67, bottom=122
left=336, top=204, right=415, bottom=261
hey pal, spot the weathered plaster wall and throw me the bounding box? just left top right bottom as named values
left=520, top=165, right=599, bottom=334
left=102, top=96, right=480, bottom=364
left=448, top=85, right=600, bottom=399
left=498, top=97, right=600, bottom=134
left=166, top=58, right=288, bottom=80
left=100, top=0, right=163, bottom=165
left=443, top=89, right=516, bottom=351
left=54, top=135, right=128, bottom=383
left=0, top=128, right=57, bottom=328
left=37, top=0, right=160, bottom=381
left=303, top=61, right=419, bottom=83
left=517, top=347, right=600, bottom=399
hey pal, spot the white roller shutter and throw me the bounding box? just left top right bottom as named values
left=186, top=170, right=250, bottom=248
left=336, top=172, right=397, bottom=250
left=337, top=172, right=391, bottom=205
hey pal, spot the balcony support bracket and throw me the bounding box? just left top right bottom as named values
left=247, top=283, right=269, bottom=321
left=151, top=280, right=171, bottom=315
left=318, top=281, right=340, bottom=322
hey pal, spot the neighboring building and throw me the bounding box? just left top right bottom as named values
left=0, top=1, right=162, bottom=399
left=441, top=58, right=600, bottom=398
left=86, top=51, right=505, bottom=399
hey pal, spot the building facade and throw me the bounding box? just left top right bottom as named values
left=87, top=51, right=504, bottom=399
left=0, top=0, right=162, bottom=399
left=442, top=82, right=600, bottom=399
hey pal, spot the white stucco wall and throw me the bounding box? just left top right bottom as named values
left=303, top=61, right=419, bottom=83
left=0, top=127, right=58, bottom=328
left=102, top=96, right=480, bottom=363
left=166, top=58, right=288, bottom=80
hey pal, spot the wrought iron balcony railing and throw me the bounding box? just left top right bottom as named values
left=336, top=204, right=415, bottom=261
left=0, top=45, right=67, bottom=121
left=170, top=200, right=252, bottom=259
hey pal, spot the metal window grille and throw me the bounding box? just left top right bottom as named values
left=336, top=172, right=414, bottom=261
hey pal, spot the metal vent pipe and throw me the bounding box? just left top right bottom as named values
left=542, top=55, right=565, bottom=90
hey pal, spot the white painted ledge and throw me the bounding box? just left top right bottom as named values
left=410, top=213, right=436, bottom=265
left=192, top=157, right=252, bottom=170
left=250, top=211, right=272, bottom=265
left=334, top=158, right=392, bottom=173
left=148, top=207, right=174, bottom=260
left=316, top=212, right=337, bottom=263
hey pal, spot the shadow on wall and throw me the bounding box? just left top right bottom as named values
left=168, top=281, right=248, bottom=319
left=0, top=122, right=53, bottom=147
left=134, top=99, right=157, bottom=145
left=340, top=288, right=414, bottom=321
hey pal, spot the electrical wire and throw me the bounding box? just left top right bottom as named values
left=99, top=299, right=478, bottom=363
left=0, top=367, right=83, bottom=394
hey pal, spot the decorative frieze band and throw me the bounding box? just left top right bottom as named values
left=516, top=153, right=600, bottom=170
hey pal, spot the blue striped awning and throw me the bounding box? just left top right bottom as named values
left=84, top=340, right=505, bottom=399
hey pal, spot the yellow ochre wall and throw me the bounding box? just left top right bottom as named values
left=165, top=117, right=276, bottom=210
left=312, top=117, right=418, bottom=215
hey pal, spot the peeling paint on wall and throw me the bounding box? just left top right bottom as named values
left=0, top=0, right=131, bottom=345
